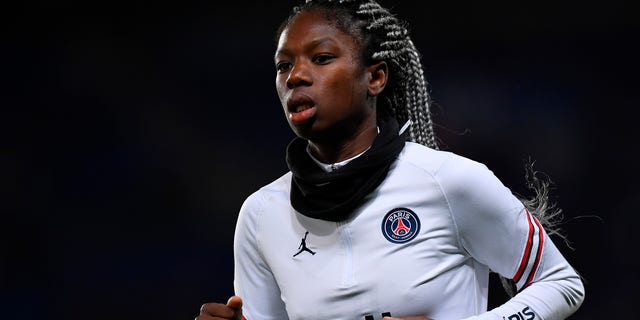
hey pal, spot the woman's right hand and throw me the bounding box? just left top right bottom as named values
left=196, top=295, right=243, bottom=320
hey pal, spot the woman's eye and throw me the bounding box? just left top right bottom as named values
left=276, top=62, right=292, bottom=73
left=313, top=55, right=334, bottom=64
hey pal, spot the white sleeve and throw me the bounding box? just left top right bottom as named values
left=439, top=157, right=584, bottom=320
left=233, top=191, right=289, bottom=320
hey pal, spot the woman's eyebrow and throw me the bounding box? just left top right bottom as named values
left=275, top=37, right=338, bottom=60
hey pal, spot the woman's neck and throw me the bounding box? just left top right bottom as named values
left=307, top=125, right=378, bottom=164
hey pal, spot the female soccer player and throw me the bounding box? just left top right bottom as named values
left=196, top=0, right=585, bottom=319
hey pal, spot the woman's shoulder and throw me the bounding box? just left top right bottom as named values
left=237, top=171, right=293, bottom=232
left=401, top=143, right=514, bottom=205
left=400, top=142, right=488, bottom=176
left=241, top=171, right=292, bottom=212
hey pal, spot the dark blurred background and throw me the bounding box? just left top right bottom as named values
left=3, top=0, right=638, bottom=319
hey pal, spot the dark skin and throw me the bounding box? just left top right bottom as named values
left=197, top=9, right=431, bottom=320
left=274, top=9, right=384, bottom=164
left=196, top=296, right=243, bottom=320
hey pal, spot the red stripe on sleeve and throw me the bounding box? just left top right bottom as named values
left=513, top=210, right=534, bottom=282
left=523, top=215, right=545, bottom=288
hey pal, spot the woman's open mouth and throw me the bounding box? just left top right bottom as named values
left=289, top=104, right=316, bottom=124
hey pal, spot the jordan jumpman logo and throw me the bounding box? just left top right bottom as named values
left=293, top=231, right=316, bottom=257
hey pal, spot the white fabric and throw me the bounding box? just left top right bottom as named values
left=233, top=142, right=584, bottom=320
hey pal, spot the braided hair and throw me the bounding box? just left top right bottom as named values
left=276, top=0, right=438, bottom=150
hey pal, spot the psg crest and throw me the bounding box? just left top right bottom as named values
left=381, top=207, right=420, bottom=243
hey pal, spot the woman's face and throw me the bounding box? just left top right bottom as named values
left=274, top=9, right=377, bottom=143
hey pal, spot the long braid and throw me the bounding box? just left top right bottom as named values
left=357, top=1, right=437, bottom=149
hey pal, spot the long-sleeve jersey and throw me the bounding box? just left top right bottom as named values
left=233, top=142, right=584, bottom=320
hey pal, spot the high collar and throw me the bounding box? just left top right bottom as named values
left=286, top=118, right=408, bottom=222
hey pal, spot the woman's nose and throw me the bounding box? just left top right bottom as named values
left=286, top=62, right=311, bottom=89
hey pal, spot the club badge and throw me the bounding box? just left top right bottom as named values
left=381, top=207, right=420, bottom=244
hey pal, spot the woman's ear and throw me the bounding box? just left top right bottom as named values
left=367, top=61, right=388, bottom=97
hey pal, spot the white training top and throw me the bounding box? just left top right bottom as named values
left=233, top=142, right=584, bottom=320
